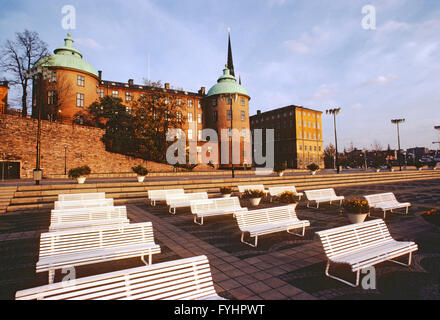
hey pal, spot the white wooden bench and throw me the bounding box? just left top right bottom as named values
left=54, top=198, right=114, bottom=210
left=166, top=192, right=208, bottom=214
left=37, top=222, right=161, bottom=284
left=49, top=206, right=129, bottom=232
left=58, top=192, right=106, bottom=202
left=268, top=186, right=304, bottom=202
left=364, top=193, right=411, bottom=218
left=316, top=219, right=418, bottom=287
left=237, top=185, right=269, bottom=198
left=304, top=188, right=344, bottom=208
left=16, top=255, right=225, bottom=300
left=234, top=205, right=310, bottom=247
left=190, top=197, right=247, bottom=225
left=148, top=189, right=185, bottom=206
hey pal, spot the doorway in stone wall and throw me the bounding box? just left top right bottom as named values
left=0, top=161, right=20, bottom=180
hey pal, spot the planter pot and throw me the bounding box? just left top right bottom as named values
left=376, top=169, right=380, bottom=173
left=77, top=177, right=86, bottom=184
left=418, top=168, right=422, bottom=171
left=278, top=172, right=284, bottom=177
left=137, top=176, right=146, bottom=183
left=249, top=198, right=262, bottom=207
left=221, top=194, right=232, bottom=198
left=347, top=213, right=368, bottom=224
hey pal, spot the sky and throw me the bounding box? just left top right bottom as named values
left=1, top=0, right=439, bottom=151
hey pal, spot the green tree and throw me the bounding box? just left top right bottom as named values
left=324, top=144, right=336, bottom=169
left=130, top=92, right=185, bottom=163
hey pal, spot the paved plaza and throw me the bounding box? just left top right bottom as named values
left=0, top=179, right=439, bottom=300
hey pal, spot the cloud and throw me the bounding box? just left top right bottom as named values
left=267, top=0, right=287, bottom=7
left=75, top=38, right=104, bottom=51
left=284, top=27, right=331, bottom=55
left=352, top=103, right=363, bottom=110
left=363, top=74, right=398, bottom=86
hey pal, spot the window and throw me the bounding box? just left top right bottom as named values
left=76, top=93, right=84, bottom=107
left=49, top=72, right=57, bottom=83
left=77, top=75, right=85, bottom=87
left=304, top=120, right=306, bottom=127
left=213, top=111, right=218, bottom=122
left=212, top=98, right=217, bottom=107
left=240, top=97, right=245, bottom=106
left=241, top=111, right=245, bottom=121
left=112, top=90, right=118, bottom=98
left=126, top=106, right=132, bottom=114
left=125, top=92, right=132, bottom=101
left=227, top=110, right=232, bottom=121
left=197, top=114, right=202, bottom=124
left=188, top=129, right=193, bottom=140
left=177, top=98, right=182, bottom=106
left=188, top=112, right=193, bottom=123
left=299, top=145, right=302, bottom=150
left=198, top=101, right=201, bottom=109
left=313, top=122, right=315, bottom=128
left=317, top=123, right=320, bottom=129
left=308, top=121, right=311, bottom=128
left=241, top=128, right=247, bottom=138
left=48, top=91, right=57, bottom=105
left=165, top=98, right=169, bottom=105
left=198, top=130, right=203, bottom=141
left=226, top=97, right=232, bottom=105
left=176, top=111, right=182, bottom=123
left=298, top=120, right=301, bottom=127
left=299, top=132, right=302, bottom=139
left=188, top=100, right=193, bottom=108
left=98, top=89, right=104, bottom=98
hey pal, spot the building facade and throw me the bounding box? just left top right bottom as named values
left=250, top=105, right=324, bottom=169
left=31, top=33, right=250, bottom=167
left=0, top=81, right=8, bottom=114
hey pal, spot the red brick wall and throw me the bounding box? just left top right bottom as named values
left=0, top=114, right=173, bottom=178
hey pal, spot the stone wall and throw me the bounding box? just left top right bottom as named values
left=0, top=114, right=174, bottom=178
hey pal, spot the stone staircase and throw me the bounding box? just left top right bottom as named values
left=0, top=187, right=17, bottom=214
left=1, top=170, right=439, bottom=214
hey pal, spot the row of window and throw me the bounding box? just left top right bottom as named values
left=186, top=128, right=248, bottom=140
left=298, top=132, right=321, bottom=140
left=299, top=145, right=322, bottom=152
left=212, top=110, right=247, bottom=122
left=211, top=97, right=246, bottom=107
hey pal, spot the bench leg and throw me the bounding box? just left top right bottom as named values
left=287, top=225, right=306, bottom=237
left=48, top=269, right=55, bottom=284
left=141, top=254, right=152, bottom=266
left=194, top=215, right=204, bottom=226
left=241, top=232, right=258, bottom=247
left=325, top=261, right=360, bottom=287
left=298, top=195, right=302, bottom=201
left=169, top=207, right=176, bottom=214
left=151, top=200, right=156, bottom=207
left=390, top=252, right=413, bottom=267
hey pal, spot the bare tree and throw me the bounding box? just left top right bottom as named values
left=0, top=30, right=48, bottom=117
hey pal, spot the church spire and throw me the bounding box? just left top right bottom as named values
left=227, top=28, right=235, bottom=77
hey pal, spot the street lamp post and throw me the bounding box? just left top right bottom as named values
left=26, top=65, right=54, bottom=185
left=433, top=126, right=440, bottom=157
left=326, top=108, right=341, bottom=173
left=64, top=145, right=68, bottom=175
left=362, top=149, right=368, bottom=171
left=391, top=119, right=405, bottom=171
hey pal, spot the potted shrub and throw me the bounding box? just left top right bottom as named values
left=274, top=162, right=286, bottom=177
left=68, top=165, right=91, bottom=184
left=277, top=191, right=298, bottom=211
left=387, top=163, right=394, bottom=172
left=132, top=165, right=149, bottom=182
left=428, top=161, right=437, bottom=170
left=220, top=186, right=233, bottom=198
left=343, top=199, right=370, bottom=224
left=415, top=161, right=423, bottom=171
left=372, top=161, right=381, bottom=173
left=307, top=163, right=320, bottom=175
left=242, top=189, right=264, bottom=207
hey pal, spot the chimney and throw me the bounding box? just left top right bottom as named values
left=128, top=79, right=134, bottom=85
left=164, top=83, right=170, bottom=90
left=199, top=87, right=206, bottom=95
left=98, top=70, right=102, bottom=80
left=257, top=110, right=261, bottom=115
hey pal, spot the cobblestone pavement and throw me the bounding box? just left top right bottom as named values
left=0, top=179, right=439, bottom=300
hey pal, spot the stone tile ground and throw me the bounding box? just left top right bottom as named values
left=0, top=179, right=439, bottom=300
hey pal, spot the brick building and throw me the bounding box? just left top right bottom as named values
left=31, top=33, right=250, bottom=168
left=250, top=105, right=324, bottom=169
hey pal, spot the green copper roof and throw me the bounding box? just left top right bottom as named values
left=34, top=34, right=99, bottom=78
left=206, top=66, right=249, bottom=98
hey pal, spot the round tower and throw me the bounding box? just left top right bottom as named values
left=205, top=65, right=251, bottom=168
left=33, top=34, right=99, bottom=120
